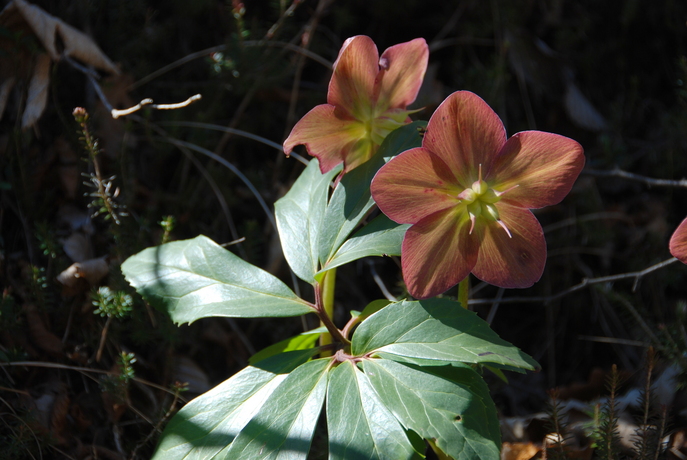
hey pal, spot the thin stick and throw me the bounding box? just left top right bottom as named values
left=366, top=260, right=397, bottom=302
left=0, top=361, right=187, bottom=401
left=585, top=168, right=687, bottom=188
left=159, top=121, right=309, bottom=165
left=155, top=137, right=277, bottom=230
left=468, top=257, right=679, bottom=306
left=128, top=41, right=332, bottom=91
left=111, top=94, right=202, bottom=119
left=96, top=316, right=112, bottom=362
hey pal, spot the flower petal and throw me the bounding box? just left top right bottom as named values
left=471, top=205, right=546, bottom=288
left=283, top=104, right=364, bottom=173
left=328, top=35, right=378, bottom=119
left=371, top=147, right=460, bottom=224
left=375, top=38, right=429, bottom=110
left=423, top=91, right=507, bottom=184
left=402, top=208, right=478, bottom=299
left=670, top=217, right=687, bottom=264
left=489, top=131, right=585, bottom=209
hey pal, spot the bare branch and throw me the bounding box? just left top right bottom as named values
left=111, top=94, right=202, bottom=119
left=468, top=257, right=680, bottom=306
left=585, top=167, right=687, bottom=188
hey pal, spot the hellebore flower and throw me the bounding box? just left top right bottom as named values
left=283, top=35, right=429, bottom=175
left=371, top=91, right=585, bottom=299
left=670, top=217, right=687, bottom=264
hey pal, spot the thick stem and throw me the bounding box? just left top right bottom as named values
left=317, top=308, right=350, bottom=347
left=458, top=276, right=470, bottom=309
left=319, top=268, right=341, bottom=354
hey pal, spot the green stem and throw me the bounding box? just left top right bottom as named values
left=458, top=276, right=470, bottom=309
left=319, top=268, right=338, bottom=354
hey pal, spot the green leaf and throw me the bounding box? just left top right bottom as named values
left=220, top=359, right=330, bottom=459
left=275, top=158, right=341, bottom=283
left=249, top=327, right=326, bottom=365
left=316, top=214, right=409, bottom=277
left=351, top=299, right=539, bottom=372
left=327, top=361, right=421, bottom=460
left=151, top=349, right=319, bottom=460
left=358, top=299, right=391, bottom=323
left=364, top=359, right=501, bottom=460
left=380, top=120, right=427, bottom=163
left=121, top=235, right=313, bottom=325
left=317, top=121, right=426, bottom=274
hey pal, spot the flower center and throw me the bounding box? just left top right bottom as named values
left=367, top=108, right=412, bottom=146
left=457, top=165, right=515, bottom=237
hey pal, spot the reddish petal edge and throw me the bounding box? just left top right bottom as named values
left=670, top=217, right=687, bottom=264
left=283, top=104, right=361, bottom=173
left=328, top=35, right=378, bottom=119
left=423, top=91, right=507, bottom=184
left=471, top=204, right=546, bottom=289
left=401, top=208, right=478, bottom=299
left=375, top=37, right=429, bottom=110
left=490, top=131, right=585, bottom=209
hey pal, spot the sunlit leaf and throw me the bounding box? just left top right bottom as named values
left=151, top=349, right=319, bottom=460
left=275, top=158, right=341, bottom=283
left=249, top=327, right=326, bottom=365
left=357, top=299, right=391, bottom=323
left=364, top=359, right=501, bottom=460
left=317, top=214, right=409, bottom=276
left=327, top=360, right=421, bottom=460
left=121, top=235, right=313, bottom=325
left=351, top=298, right=539, bottom=372
left=220, top=359, right=330, bottom=459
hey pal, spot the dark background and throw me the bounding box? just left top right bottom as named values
left=1, top=0, right=687, bottom=458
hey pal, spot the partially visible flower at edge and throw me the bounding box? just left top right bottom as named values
left=670, top=217, right=687, bottom=263
left=283, top=35, right=429, bottom=175
left=371, top=91, right=585, bottom=299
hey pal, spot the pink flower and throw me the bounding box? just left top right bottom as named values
left=670, top=217, right=687, bottom=263
left=283, top=36, right=428, bottom=175
left=371, top=91, right=585, bottom=299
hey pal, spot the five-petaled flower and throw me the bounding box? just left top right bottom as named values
left=371, top=91, right=585, bottom=299
left=283, top=35, right=428, bottom=175
left=670, top=218, right=687, bottom=264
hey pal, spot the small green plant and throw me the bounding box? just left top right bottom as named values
left=92, top=286, right=133, bottom=319
left=73, top=107, right=128, bottom=226
left=591, top=365, right=623, bottom=460
left=119, top=35, right=588, bottom=459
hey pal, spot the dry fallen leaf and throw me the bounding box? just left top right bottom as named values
left=61, top=232, right=93, bottom=263
left=57, top=256, right=109, bottom=294
left=501, top=442, right=540, bottom=460
left=22, top=52, right=50, bottom=128
left=0, top=0, right=119, bottom=128
left=23, top=303, right=63, bottom=356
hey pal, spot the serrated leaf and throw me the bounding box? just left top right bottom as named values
left=249, top=327, right=326, bottom=365
left=151, top=349, right=319, bottom=460
left=275, top=158, right=341, bottom=283
left=317, top=121, right=426, bottom=274
left=364, top=359, right=501, bottom=460
left=121, top=235, right=313, bottom=325
left=327, top=360, right=421, bottom=460
left=220, top=359, right=329, bottom=459
left=316, top=214, right=409, bottom=277
left=351, top=299, right=539, bottom=372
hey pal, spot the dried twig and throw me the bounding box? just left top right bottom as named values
left=128, top=41, right=332, bottom=91
left=111, top=94, right=202, bottom=119
left=468, top=257, right=679, bottom=306
left=585, top=168, right=687, bottom=188
left=0, top=361, right=188, bottom=402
